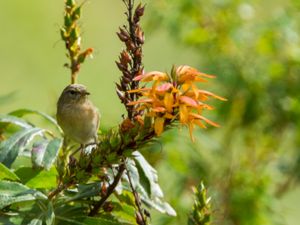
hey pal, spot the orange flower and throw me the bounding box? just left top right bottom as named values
left=134, top=71, right=169, bottom=82
left=128, top=65, right=226, bottom=140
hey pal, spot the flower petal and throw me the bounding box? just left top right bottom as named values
left=188, top=122, right=195, bottom=142
left=179, top=105, right=189, bottom=124
left=179, top=96, right=198, bottom=107
left=154, top=117, right=165, bottom=135
left=178, top=65, right=215, bottom=78
left=164, top=113, right=175, bottom=119
left=152, top=107, right=166, bottom=113
left=197, top=90, right=227, bottom=101
left=127, top=88, right=150, bottom=93
left=134, top=71, right=169, bottom=82
left=156, top=83, right=173, bottom=92
left=189, top=113, right=220, bottom=127
left=127, top=98, right=153, bottom=106
left=193, top=119, right=207, bottom=129
left=164, top=93, right=174, bottom=112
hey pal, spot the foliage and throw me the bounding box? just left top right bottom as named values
left=188, top=182, right=211, bottom=225
left=147, top=0, right=300, bottom=224
left=0, top=0, right=224, bottom=224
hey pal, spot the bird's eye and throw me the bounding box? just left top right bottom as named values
left=69, top=90, right=76, bottom=95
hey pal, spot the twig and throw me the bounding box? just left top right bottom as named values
left=126, top=163, right=147, bottom=225
left=88, top=163, right=126, bottom=216
left=48, top=181, right=73, bottom=200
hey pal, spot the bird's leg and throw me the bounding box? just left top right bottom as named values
left=70, top=144, right=84, bottom=156
left=94, top=135, right=99, bottom=145
left=80, top=144, right=85, bottom=156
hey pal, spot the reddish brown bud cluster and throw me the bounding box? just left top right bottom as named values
left=116, top=1, right=146, bottom=120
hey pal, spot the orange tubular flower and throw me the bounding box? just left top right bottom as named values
left=128, top=65, right=226, bottom=140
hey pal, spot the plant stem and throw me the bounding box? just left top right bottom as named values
left=88, top=163, right=126, bottom=216
left=48, top=182, right=73, bottom=200
left=126, top=164, right=147, bottom=225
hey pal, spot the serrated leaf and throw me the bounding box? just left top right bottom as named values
left=0, top=114, right=32, bottom=129
left=0, top=180, right=47, bottom=209
left=42, top=138, right=62, bottom=170
left=0, top=163, right=20, bottom=181
left=0, top=128, right=44, bottom=167
left=9, top=108, right=63, bottom=134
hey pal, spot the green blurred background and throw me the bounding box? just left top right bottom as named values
left=1, top=0, right=300, bottom=225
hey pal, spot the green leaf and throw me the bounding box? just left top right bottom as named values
left=141, top=192, right=177, bottom=217
left=31, top=138, right=62, bottom=170
left=0, top=114, right=32, bottom=129
left=76, top=216, right=123, bottom=225
left=55, top=217, right=85, bottom=225
left=116, top=190, right=135, bottom=207
left=0, top=163, right=20, bottom=181
left=0, top=180, right=47, bottom=209
left=127, top=155, right=177, bottom=216
left=9, top=109, right=63, bottom=134
left=54, top=205, right=88, bottom=222
left=0, top=127, right=44, bottom=167
left=31, top=140, right=48, bottom=168
left=42, top=138, right=62, bottom=170
left=45, top=202, right=55, bottom=225
left=112, top=201, right=136, bottom=224
left=56, top=216, right=120, bottom=225
left=14, top=167, right=57, bottom=189
left=25, top=167, right=57, bottom=189
left=28, top=218, right=43, bottom=225
left=133, top=151, right=163, bottom=198
left=15, top=167, right=42, bottom=184
left=65, top=183, right=101, bottom=203
left=20, top=199, right=54, bottom=225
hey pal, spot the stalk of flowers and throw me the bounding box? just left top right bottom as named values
left=128, top=65, right=226, bottom=140
left=60, top=0, right=93, bottom=84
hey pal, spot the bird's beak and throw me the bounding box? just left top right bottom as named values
left=82, top=91, right=90, bottom=96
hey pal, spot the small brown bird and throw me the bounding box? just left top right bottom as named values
left=56, top=84, right=100, bottom=149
